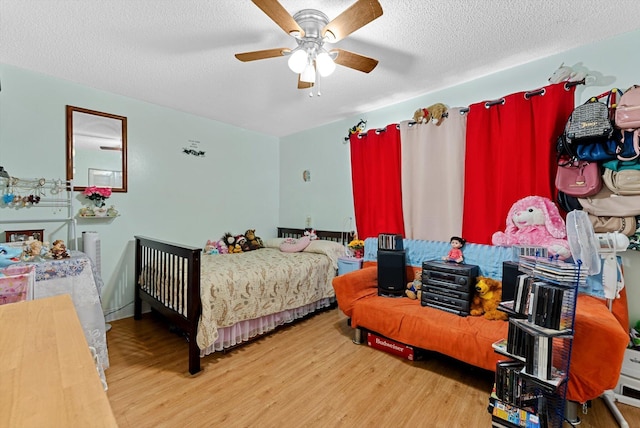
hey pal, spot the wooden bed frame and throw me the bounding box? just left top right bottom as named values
left=134, top=227, right=350, bottom=375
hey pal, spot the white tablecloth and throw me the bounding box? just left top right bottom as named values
left=31, top=251, right=109, bottom=371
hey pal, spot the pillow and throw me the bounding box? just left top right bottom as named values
left=303, top=240, right=348, bottom=269
left=262, top=238, right=286, bottom=248
left=279, top=236, right=311, bottom=253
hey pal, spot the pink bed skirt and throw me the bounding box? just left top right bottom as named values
left=200, top=297, right=333, bottom=356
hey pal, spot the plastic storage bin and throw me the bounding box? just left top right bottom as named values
left=338, top=257, right=363, bottom=275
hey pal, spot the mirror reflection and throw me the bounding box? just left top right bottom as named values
left=66, top=106, right=127, bottom=192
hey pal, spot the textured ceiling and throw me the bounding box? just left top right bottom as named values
left=1, top=1, right=639, bottom=137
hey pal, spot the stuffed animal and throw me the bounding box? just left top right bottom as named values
left=216, top=239, right=229, bottom=254
left=470, top=276, right=508, bottom=321
left=50, top=239, right=69, bottom=259
left=204, top=240, right=219, bottom=255
left=222, top=233, right=240, bottom=253
left=304, top=228, right=317, bottom=241
left=548, top=63, right=587, bottom=84
left=244, top=229, right=264, bottom=250
left=413, top=107, right=430, bottom=124
left=413, top=103, right=448, bottom=126
left=426, top=103, right=448, bottom=126
left=491, top=195, right=571, bottom=260
left=236, top=235, right=250, bottom=252
left=405, top=270, right=422, bottom=300
left=0, top=244, right=22, bottom=268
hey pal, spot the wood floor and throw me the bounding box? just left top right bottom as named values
left=105, top=308, right=640, bottom=428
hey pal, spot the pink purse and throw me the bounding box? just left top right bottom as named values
left=555, top=159, right=602, bottom=197
left=615, top=85, right=640, bottom=130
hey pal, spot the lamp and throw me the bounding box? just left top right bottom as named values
left=316, top=51, right=335, bottom=77
left=287, top=49, right=308, bottom=74
left=300, top=63, right=316, bottom=83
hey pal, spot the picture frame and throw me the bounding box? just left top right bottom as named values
left=4, top=229, right=45, bottom=243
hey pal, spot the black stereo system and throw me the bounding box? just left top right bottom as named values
left=377, top=234, right=405, bottom=297
left=421, top=260, right=479, bottom=316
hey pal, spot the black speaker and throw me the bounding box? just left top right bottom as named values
left=501, top=261, right=520, bottom=302
left=377, top=250, right=406, bottom=297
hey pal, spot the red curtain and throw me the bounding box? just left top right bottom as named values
left=462, top=83, right=575, bottom=245
left=350, top=125, right=405, bottom=239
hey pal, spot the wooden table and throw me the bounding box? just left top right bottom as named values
left=0, top=294, right=117, bottom=427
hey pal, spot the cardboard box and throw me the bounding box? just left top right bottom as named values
left=367, top=332, right=416, bottom=360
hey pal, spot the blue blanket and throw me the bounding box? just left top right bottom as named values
left=364, top=238, right=514, bottom=280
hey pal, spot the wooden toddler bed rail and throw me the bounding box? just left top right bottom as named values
left=134, top=236, right=202, bottom=374
left=134, top=228, right=351, bottom=375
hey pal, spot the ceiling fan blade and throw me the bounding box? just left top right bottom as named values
left=332, top=48, right=378, bottom=73
left=298, top=76, right=314, bottom=89
left=322, top=0, right=383, bottom=43
left=235, top=48, right=290, bottom=62
left=252, top=0, right=305, bottom=37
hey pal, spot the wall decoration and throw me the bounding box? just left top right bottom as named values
left=182, top=139, right=206, bottom=157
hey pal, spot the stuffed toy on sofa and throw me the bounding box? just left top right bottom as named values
left=405, top=270, right=422, bottom=300
left=470, top=276, right=508, bottom=321
left=491, top=195, right=571, bottom=260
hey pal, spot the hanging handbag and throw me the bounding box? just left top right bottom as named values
left=557, top=190, right=582, bottom=213
left=602, top=168, right=640, bottom=195
left=566, top=97, right=613, bottom=143
left=575, top=129, right=640, bottom=162
left=588, top=214, right=637, bottom=236
left=615, top=85, right=640, bottom=130
left=578, top=186, right=640, bottom=217
left=555, top=159, right=602, bottom=197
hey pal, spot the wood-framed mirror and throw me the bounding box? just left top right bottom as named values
left=66, top=105, right=127, bottom=192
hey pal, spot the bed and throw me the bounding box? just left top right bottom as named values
left=134, top=227, right=350, bottom=374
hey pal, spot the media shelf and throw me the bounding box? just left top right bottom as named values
left=488, top=256, right=581, bottom=428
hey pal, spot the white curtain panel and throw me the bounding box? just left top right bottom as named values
left=399, top=108, right=467, bottom=241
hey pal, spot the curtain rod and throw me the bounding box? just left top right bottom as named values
left=354, top=80, right=587, bottom=136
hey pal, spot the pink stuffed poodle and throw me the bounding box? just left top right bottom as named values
left=491, top=196, right=571, bottom=260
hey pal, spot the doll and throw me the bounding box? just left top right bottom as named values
left=443, top=236, right=465, bottom=263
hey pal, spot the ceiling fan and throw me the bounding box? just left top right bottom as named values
left=235, top=0, right=383, bottom=91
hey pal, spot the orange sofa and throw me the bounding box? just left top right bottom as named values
left=332, top=263, right=630, bottom=404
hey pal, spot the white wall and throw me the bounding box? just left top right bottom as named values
left=279, top=29, right=640, bottom=328
left=0, top=64, right=280, bottom=320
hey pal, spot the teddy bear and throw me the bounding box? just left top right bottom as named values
left=413, top=103, right=448, bottom=126
left=470, top=276, right=508, bottom=321
left=245, top=229, right=264, bottom=250
left=491, top=195, right=571, bottom=260
left=405, top=270, right=422, bottom=300
left=50, top=239, right=70, bottom=259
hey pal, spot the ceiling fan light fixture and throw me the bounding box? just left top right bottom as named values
left=300, top=64, right=316, bottom=83
left=287, top=49, right=308, bottom=73
left=316, top=51, right=335, bottom=77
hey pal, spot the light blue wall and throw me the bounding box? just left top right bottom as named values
left=1, top=29, right=638, bottom=326
left=279, top=29, right=640, bottom=327
left=0, top=64, right=280, bottom=320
